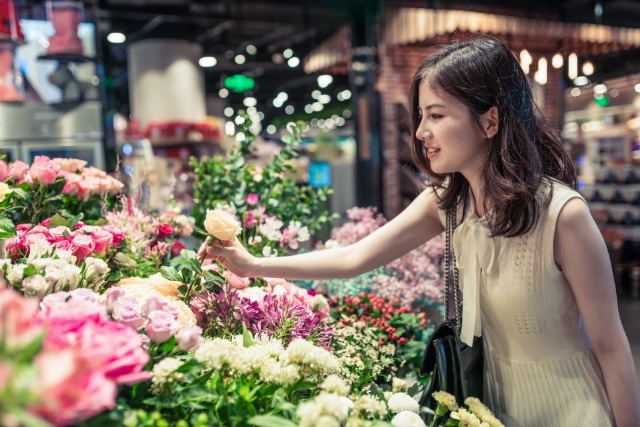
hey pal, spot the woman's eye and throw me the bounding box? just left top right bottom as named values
left=430, top=114, right=443, bottom=120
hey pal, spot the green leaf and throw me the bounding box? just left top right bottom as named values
left=6, top=407, right=53, bottom=427
left=246, top=415, right=298, bottom=427
left=0, top=215, right=15, bottom=238
left=160, top=266, right=183, bottom=282
left=48, top=213, right=70, bottom=228
left=242, top=323, right=254, bottom=347
left=23, top=264, right=37, bottom=277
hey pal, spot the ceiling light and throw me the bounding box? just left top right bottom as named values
left=218, top=88, right=229, bottom=98
left=243, top=97, right=257, bottom=107
left=551, top=53, right=563, bottom=69
left=570, top=87, right=581, bottom=97
left=573, top=76, right=590, bottom=86
left=317, top=74, right=333, bottom=88
left=198, top=56, right=217, bottom=68
left=568, top=53, right=578, bottom=80
left=287, top=57, right=300, bottom=68
left=107, top=32, right=126, bottom=44
left=593, top=83, right=607, bottom=94
left=285, top=105, right=295, bottom=114
left=224, top=107, right=234, bottom=117
left=283, top=48, right=293, bottom=59
left=534, top=57, right=547, bottom=85
left=266, top=125, right=276, bottom=134
left=582, top=61, right=594, bottom=76
left=634, top=83, right=640, bottom=93
left=246, top=44, right=257, bottom=55
left=234, top=54, right=246, bottom=65
left=519, top=49, right=532, bottom=74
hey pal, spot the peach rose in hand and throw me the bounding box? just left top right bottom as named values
left=203, top=209, right=242, bottom=242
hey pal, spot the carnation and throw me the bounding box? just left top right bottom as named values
left=387, top=392, right=420, bottom=414
left=391, top=411, right=426, bottom=427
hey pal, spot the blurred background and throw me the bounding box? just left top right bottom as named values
left=1, top=0, right=640, bottom=301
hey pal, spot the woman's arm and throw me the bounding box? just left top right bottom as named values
left=204, top=187, right=444, bottom=281
left=555, top=198, right=640, bottom=427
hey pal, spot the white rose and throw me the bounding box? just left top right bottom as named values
left=22, top=274, right=51, bottom=298
left=203, top=209, right=242, bottom=241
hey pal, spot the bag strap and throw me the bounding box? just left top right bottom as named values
left=443, top=206, right=461, bottom=333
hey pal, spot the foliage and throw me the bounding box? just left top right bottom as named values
left=190, top=113, right=338, bottom=257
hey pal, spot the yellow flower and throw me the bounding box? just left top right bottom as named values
left=432, top=390, right=459, bottom=411
left=203, top=209, right=242, bottom=241
left=451, top=408, right=482, bottom=426
left=0, top=182, right=12, bottom=202
left=464, top=397, right=505, bottom=427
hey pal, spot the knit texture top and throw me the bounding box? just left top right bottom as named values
left=441, top=179, right=614, bottom=427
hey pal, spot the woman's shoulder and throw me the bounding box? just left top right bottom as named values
left=540, top=177, right=586, bottom=221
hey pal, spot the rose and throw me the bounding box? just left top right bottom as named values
left=90, top=227, right=114, bottom=254
left=28, top=156, right=60, bottom=185
left=7, top=160, right=28, bottom=182
left=145, top=310, right=177, bottom=343
left=175, top=324, right=204, bottom=351
left=0, top=181, right=12, bottom=202
left=157, top=223, right=174, bottom=238
left=204, top=209, right=242, bottom=242
left=170, top=240, right=187, bottom=257
left=30, top=348, right=118, bottom=426
left=0, top=161, right=8, bottom=181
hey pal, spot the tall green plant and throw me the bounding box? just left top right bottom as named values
left=190, top=113, right=338, bottom=256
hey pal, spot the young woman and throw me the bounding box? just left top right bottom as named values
left=202, top=35, right=640, bottom=427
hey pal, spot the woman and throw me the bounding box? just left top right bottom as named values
left=201, top=35, right=640, bottom=427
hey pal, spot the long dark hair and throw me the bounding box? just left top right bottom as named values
left=409, top=35, right=576, bottom=237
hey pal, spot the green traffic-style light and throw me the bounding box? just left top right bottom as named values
left=224, top=74, right=256, bottom=93
left=594, top=95, right=609, bottom=107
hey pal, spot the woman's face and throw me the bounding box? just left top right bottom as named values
left=415, top=81, right=489, bottom=180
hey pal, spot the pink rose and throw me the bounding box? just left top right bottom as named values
left=170, top=240, right=187, bottom=257
left=31, top=348, right=117, bottom=425
left=102, top=225, right=125, bottom=247
left=28, top=156, right=60, bottom=185
left=8, top=160, right=28, bottom=182
left=61, top=172, right=82, bottom=195
left=90, top=228, right=114, bottom=254
left=0, top=160, right=8, bottom=181
left=145, top=310, right=177, bottom=343
left=76, top=319, right=151, bottom=384
left=70, top=234, right=95, bottom=262
left=0, top=287, right=43, bottom=350
left=175, top=324, right=203, bottom=351
left=157, top=223, right=174, bottom=238
left=112, top=296, right=146, bottom=330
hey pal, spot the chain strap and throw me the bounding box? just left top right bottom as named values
left=443, top=207, right=461, bottom=333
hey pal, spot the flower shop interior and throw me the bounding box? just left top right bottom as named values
left=1, top=0, right=640, bottom=425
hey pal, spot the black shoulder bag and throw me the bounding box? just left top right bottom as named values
left=418, top=207, right=484, bottom=408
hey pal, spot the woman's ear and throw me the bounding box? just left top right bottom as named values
left=481, top=106, right=499, bottom=139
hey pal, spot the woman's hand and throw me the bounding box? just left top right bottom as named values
left=197, top=239, right=257, bottom=278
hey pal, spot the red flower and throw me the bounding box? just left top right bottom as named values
left=170, top=240, right=187, bottom=257
left=157, top=223, right=174, bottom=238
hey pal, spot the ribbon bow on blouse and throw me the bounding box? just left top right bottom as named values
left=452, top=214, right=501, bottom=346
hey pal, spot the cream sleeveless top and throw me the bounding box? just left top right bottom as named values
left=439, top=179, right=614, bottom=427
